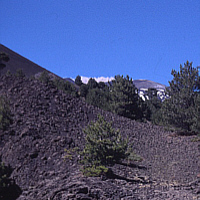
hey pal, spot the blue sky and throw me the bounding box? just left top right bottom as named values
left=1, top=0, right=199, bottom=85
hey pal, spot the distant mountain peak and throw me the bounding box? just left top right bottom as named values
left=78, top=76, right=166, bottom=89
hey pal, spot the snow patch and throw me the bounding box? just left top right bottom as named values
left=80, top=76, right=115, bottom=84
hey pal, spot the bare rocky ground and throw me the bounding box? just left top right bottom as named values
left=0, top=75, right=199, bottom=200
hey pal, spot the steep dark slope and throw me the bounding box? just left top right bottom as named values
left=0, top=75, right=199, bottom=199
left=0, top=44, right=66, bottom=84
left=0, top=44, right=50, bottom=77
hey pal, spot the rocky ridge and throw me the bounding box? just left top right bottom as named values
left=0, top=74, right=199, bottom=199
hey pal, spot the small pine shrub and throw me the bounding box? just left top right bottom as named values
left=81, top=115, right=130, bottom=177
left=53, top=78, right=78, bottom=97
left=38, top=72, right=78, bottom=97
left=63, top=147, right=79, bottom=161
left=6, top=70, right=12, bottom=77
left=15, top=69, right=25, bottom=78
left=38, top=71, right=52, bottom=85
left=82, top=165, right=108, bottom=177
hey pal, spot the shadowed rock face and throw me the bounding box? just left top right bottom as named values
left=0, top=75, right=199, bottom=199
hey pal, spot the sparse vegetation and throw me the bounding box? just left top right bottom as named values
left=191, top=136, right=200, bottom=142
left=53, top=77, right=78, bottom=97
left=15, top=69, right=25, bottom=78
left=5, top=70, right=12, bottom=77
left=38, top=71, right=78, bottom=97
left=0, top=45, right=199, bottom=198
left=38, top=71, right=51, bottom=84
left=81, top=115, right=135, bottom=177
left=63, top=147, right=79, bottom=161
left=75, top=62, right=200, bottom=132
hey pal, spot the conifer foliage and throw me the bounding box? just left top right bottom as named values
left=75, top=75, right=83, bottom=86
left=38, top=71, right=78, bottom=97
left=110, top=75, right=142, bottom=120
left=192, top=92, right=200, bottom=133
left=81, top=115, right=129, bottom=176
left=160, top=61, right=200, bottom=133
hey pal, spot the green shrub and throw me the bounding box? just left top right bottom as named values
left=63, top=147, right=79, bottom=161
left=6, top=70, right=12, bottom=77
left=38, top=71, right=52, bottom=85
left=0, top=96, right=12, bottom=130
left=80, top=84, right=88, bottom=97
left=15, top=69, right=25, bottom=78
left=85, top=88, right=111, bottom=111
left=38, top=71, right=78, bottom=97
left=82, top=165, right=108, bottom=177
left=81, top=115, right=131, bottom=177
left=53, top=78, right=78, bottom=97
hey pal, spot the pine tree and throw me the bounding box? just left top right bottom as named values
left=160, top=61, right=199, bottom=133
left=144, top=88, right=162, bottom=121
left=75, top=75, right=83, bottom=86
left=85, top=88, right=111, bottom=111
left=81, top=115, right=129, bottom=176
left=80, top=84, right=89, bottom=97
left=191, top=93, right=200, bottom=133
left=87, top=78, right=98, bottom=89
left=110, top=75, right=142, bottom=120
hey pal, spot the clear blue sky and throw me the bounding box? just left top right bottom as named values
left=1, top=0, right=199, bottom=85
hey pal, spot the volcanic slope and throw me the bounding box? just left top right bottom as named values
left=0, top=74, right=199, bottom=199
left=0, top=44, right=50, bottom=77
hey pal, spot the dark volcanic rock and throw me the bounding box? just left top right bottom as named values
left=0, top=75, right=199, bottom=199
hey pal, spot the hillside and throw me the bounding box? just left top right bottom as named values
left=0, top=74, right=199, bottom=200
left=0, top=44, right=60, bottom=79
